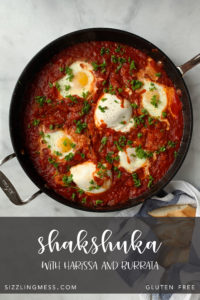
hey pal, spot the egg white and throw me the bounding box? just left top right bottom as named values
left=56, top=61, right=95, bottom=98
left=141, top=80, right=167, bottom=118
left=94, top=93, right=135, bottom=132
left=43, top=130, right=76, bottom=159
left=70, top=161, right=112, bottom=194
left=119, top=147, right=147, bottom=173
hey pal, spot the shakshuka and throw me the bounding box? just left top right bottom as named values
left=24, top=41, right=183, bottom=208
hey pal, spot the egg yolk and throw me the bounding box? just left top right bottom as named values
left=57, top=136, right=73, bottom=153
left=75, top=71, right=88, bottom=87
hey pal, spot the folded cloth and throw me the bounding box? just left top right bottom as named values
left=116, top=180, right=200, bottom=300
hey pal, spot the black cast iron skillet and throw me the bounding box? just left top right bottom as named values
left=0, top=28, right=199, bottom=212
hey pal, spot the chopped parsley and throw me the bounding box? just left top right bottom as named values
left=75, top=120, right=87, bottom=133
left=33, top=119, right=40, bottom=126
left=162, top=111, right=167, bottom=118
left=97, top=166, right=108, bottom=179
left=101, top=136, right=108, bottom=145
left=131, top=103, right=138, bottom=109
left=65, top=66, right=74, bottom=81
left=101, top=97, right=107, bottom=102
left=134, top=114, right=146, bottom=127
left=95, top=200, right=103, bottom=205
left=48, top=157, right=59, bottom=169
left=132, top=173, right=141, bottom=187
left=130, top=60, right=136, bottom=70
left=168, top=140, right=176, bottom=148
left=159, top=146, right=166, bottom=152
left=35, top=96, right=51, bottom=107
left=98, top=105, right=108, bottom=113
left=174, top=151, right=178, bottom=158
left=148, top=117, right=154, bottom=125
left=64, top=153, right=74, bottom=161
left=102, top=80, right=106, bottom=86
left=67, top=95, right=78, bottom=103
left=77, top=188, right=84, bottom=195
left=155, top=72, right=161, bottom=77
left=54, top=151, right=62, bottom=156
left=48, top=82, right=53, bottom=88
left=118, top=88, right=123, bottom=93
left=113, top=166, right=121, bottom=178
left=115, top=64, right=122, bottom=73
left=115, top=44, right=123, bottom=53
left=114, top=136, right=126, bottom=151
left=108, top=84, right=116, bottom=95
left=149, top=82, right=157, bottom=91
left=70, top=143, right=76, bottom=149
left=127, top=140, right=133, bottom=146
left=131, top=80, right=143, bottom=91
left=150, top=95, right=161, bottom=108
left=80, top=197, right=86, bottom=204
left=55, top=82, right=61, bottom=91
left=111, top=55, right=118, bottom=63
left=97, top=162, right=106, bottom=169
left=82, top=91, right=89, bottom=99
left=137, top=132, right=142, bottom=138
left=71, top=193, right=76, bottom=200
left=135, top=145, right=153, bottom=159
left=80, top=100, right=91, bottom=116
left=147, top=175, right=154, bottom=188
left=89, top=181, right=101, bottom=191
left=79, top=152, right=85, bottom=159
left=62, top=174, right=73, bottom=186
left=100, top=47, right=110, bottom=55
left=92, top=60, right=107, bottom=73
left=106, top=152, right=119, bottom=163
left=99, top=136, right=108, bottom=152
left=65, top=85, right=71, bottom=91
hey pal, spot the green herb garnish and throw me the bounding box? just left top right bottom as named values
left=80, top=100, right=91, bottom=116
left=55, top=82, right=61, bottom=91
left=131, top=80, right=143, bottom=91
left=131, top=103, right=138, bottom=109
left=64, top=153, right=74, bottom=161
left=65, top=85, right=71, bottom=91
left=98, top=105, right=108, bottom=113
left=48, top=157, right=59, bottom=169
left=33, top=119, right=40, bottom=126
left=168, top=140, right=176, bottom=148
left=132, top=173, right=141, bottom=187
left=62, top=174, right=73, bottom=186
left=150, top=95, right=161, bottom=108
left=147, top=175, right=154, bottom=188
left=130, top=60, right=136, bottom=70
left=75, top=120, right=87, bottom=133
left=149, top=82, right=157, bottom=91
left=95, top=200, right=103, bottom=205
left=155, top=72, right=161, bottom=77
left=65, top=66, right=74, bottom=81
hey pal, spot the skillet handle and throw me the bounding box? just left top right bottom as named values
left=177, top=53, right=200, bottom=75
left=0, top=153, right=42, bottom=205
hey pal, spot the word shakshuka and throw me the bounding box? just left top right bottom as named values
left=24, top=41, right=183, bottom=208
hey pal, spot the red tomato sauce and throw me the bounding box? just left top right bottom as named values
left=24, top=41, right=183, bottom=209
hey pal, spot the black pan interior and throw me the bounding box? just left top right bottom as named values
left=9, top=28, right=193, bottom=212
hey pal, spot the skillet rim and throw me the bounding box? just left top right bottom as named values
left=9, top=27, right=193, bottom=212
